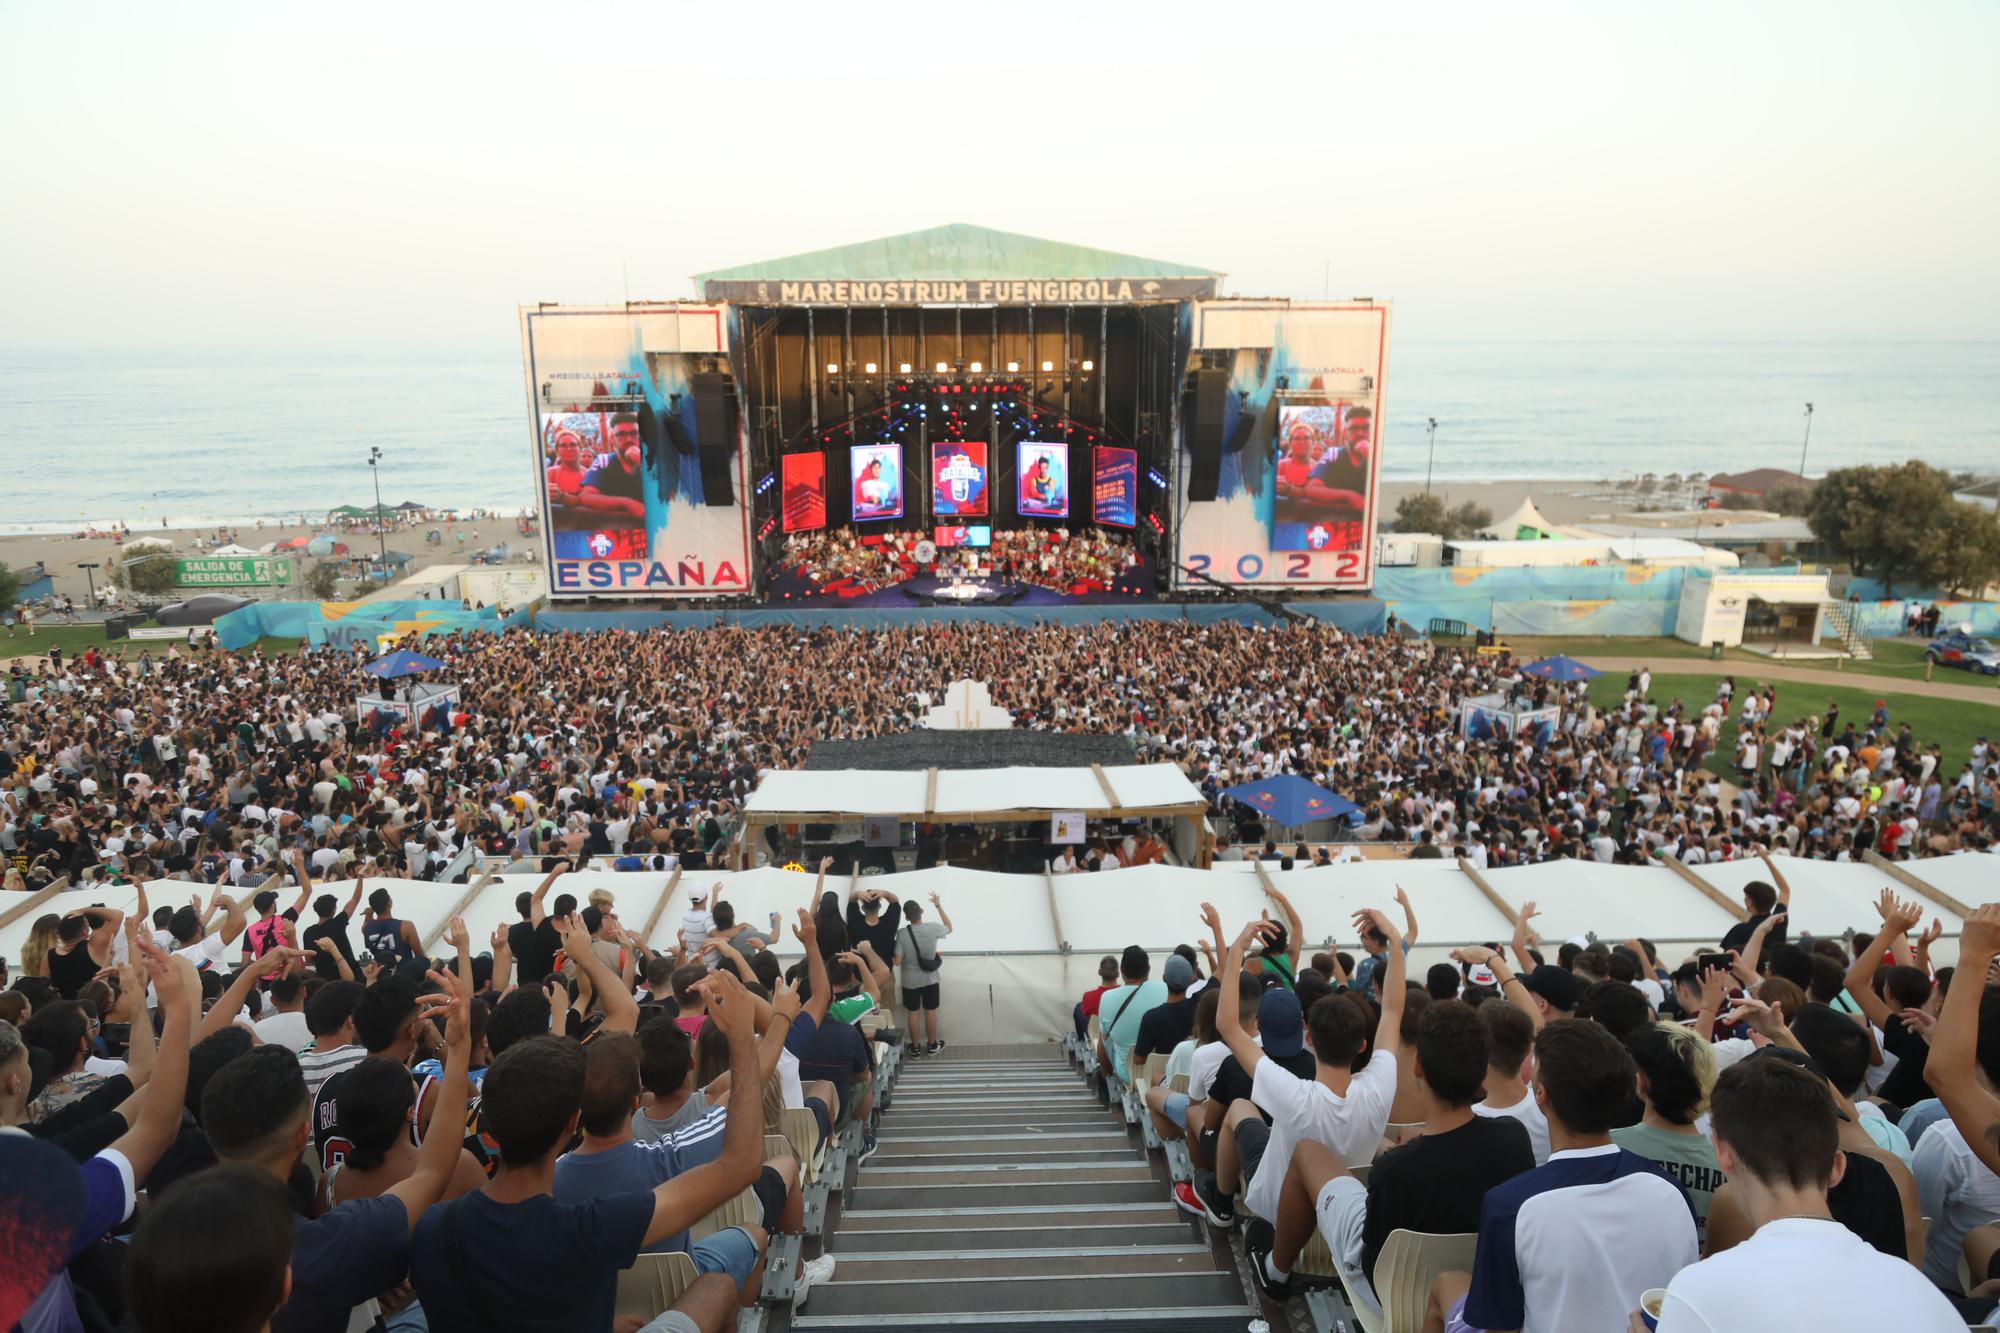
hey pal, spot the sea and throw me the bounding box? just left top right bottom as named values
left=3, top=339, right=1995, bottom=533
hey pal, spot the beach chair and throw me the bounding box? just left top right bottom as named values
left=615, top=1252, right=699, bottom=1324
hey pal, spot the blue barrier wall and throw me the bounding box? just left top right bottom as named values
left=214, top=600, right=505, bottom=650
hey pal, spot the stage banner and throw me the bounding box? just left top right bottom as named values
left=1016, top=441, right=1069, bottom=518
left=931, top=441, right=988, bottom=518
left=1175, top=302, right=1390, bottom=592
left=523, top=305, right=748, bottom=598
left=850, top=443, right=904, bottom=521
left=1092, top=446, right=1137, bottom=528
left=781, top=452, right=827, bottom=533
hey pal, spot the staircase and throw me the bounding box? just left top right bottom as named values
left=794, top=1047, right=1257, bottom=1333
left=1822, top=601, right=1873, bottom=660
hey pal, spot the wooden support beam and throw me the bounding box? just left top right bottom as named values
left=421, top=870, right=498, bottom=953
left=1660, top=855, right=1750, bottom=923
left=1089, top=764, right=1121, bottom=810
left=1043, top=868, right=1068, bottom=954
left=639, top=867, right=685, bottom=949
left=924, top=768, right=939, bottom=818
left=1454, top=857, right=1521, bottom=927
left=0, top=876, right=70, bottom=931
left=1864, top=850, right=1971, bottom=919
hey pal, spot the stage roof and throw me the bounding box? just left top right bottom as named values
left=743, top=763, right=1206, bottom=820
left=804, top=732, right=1137, bottom=772
left=693, top=223, right=1220, bottom=285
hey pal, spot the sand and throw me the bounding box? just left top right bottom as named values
left=1, top=513, right=525, bottom=604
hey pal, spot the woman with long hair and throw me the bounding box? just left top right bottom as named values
left=20, top=914, right=60, bottom=979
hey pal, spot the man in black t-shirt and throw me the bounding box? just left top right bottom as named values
left=301, top=877, right=365, bottom=981
left=1134, top=954, right=1198, bottom=1063
left=1250, top=998, right=1535, bottom=1305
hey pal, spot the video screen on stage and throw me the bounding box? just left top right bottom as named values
left=1271, top=402, right=1373, bottom=553
left=849, top=443, right=904, bottom=521
left=1092, top=446, right=1137, bottom=528
left=1015, top=441, right=1068, bottom=518
left=780, top=452, right=827, bottom=533
left=543, top=411, right=650, bottom=561
left=933, top=525, right=991, bottom=548
left=931, top=441, right=988, bottom=518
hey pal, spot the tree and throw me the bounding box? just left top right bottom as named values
left=305, top=562, right=340, bottom=600
left=1393, top=492, right=1447, bottom=535
left=117, top=553, right=177, bottom=596
left=1807, top=462, right=2000, bottom=595
left=0, top=563, right=19, bottom=611
left=1392, top=494, right=1494, bottom=541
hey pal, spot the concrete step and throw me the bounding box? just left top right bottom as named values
left=848, top=1180, right=1168, bottom=1209
left=831, top=1223, right=1197, bottom=1252
left=857, top=1163, right=1154, bottom=1185
left=797, top=1269, right=1249, bottom=1317
left=794, top=1313, right=1256, bottom=1332
left=828, top=1246, right=1219, bottom=1282
left=870, top=1145, right=1133, bottom=1165
left=834, top=1201, right=1183, bottom=1232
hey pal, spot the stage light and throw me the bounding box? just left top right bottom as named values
left=826, top=363, right=839, bottom=375
left=756, top=471, right=776, bottom=494
left=1040, top=360, right=1054, bottom=372
left=969, top=361, right=982, bottom=373
left=1007, top=361, right=1020, bottom=373
left=900, top=362, right=912, bottom=374
left=1146, top=467, right=1168, bottom=489
left=935, top=361, right=949, bottom=373
left=1081, top=359, right=1094, bottom=372
left=864, top=362, right=878, bottom=374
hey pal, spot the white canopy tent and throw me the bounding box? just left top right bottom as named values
left=6, top=854, right=1992, bottom=1044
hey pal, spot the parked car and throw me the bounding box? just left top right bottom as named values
left=152, top=594, right=256, bottom=627
left=1925, top=632, right=2000, bottom=675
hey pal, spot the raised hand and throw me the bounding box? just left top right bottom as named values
left=771, top=978, right=803, bottom=1023
left=560, top=913, right=593, bottom=961
left=444, top=915, right=470, bottom=953
left=1698, top=965, right=1729, bottom=1013
left=490, top=922, right=510, bottom=952
left=1451, top=945, right=1497, bottom=966
left=819, top=855, right=834, bottom=873
left=700, top=969, right=756, bottom=1043
left=1353, top=907, right=1401, bottom=944
left=1961, top=903, right=2000, bottom=961
left=1198, top=902, right=1222, bottom=937
left=793, top=908, right=818, bottom=947
left=423, top=969, right=471, bottom=1050
left=1232, top=918, right=1276, bottom=952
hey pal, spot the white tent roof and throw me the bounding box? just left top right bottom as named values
left=744, top=764, right=1205, bottom=819
left=207, top=543, right=260, bottom=557
left=1489, top=497, right=1559, bottom=537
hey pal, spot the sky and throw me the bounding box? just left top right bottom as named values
left=2, top=0, right=1996, bottom=350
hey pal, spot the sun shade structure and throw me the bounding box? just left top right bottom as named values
left=738, top=763, right=1212, bottom=866
left=1519, top=654, right=1604, bottom=682
left=361, top=649, right=448, bottom=679
left=1219, top=774, right=1361, bottom=828
left=693, top=222, right=1221, bottom=290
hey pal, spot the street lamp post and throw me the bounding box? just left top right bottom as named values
left=1424, top=418, right=1439, bottom=496
left=367, top=447, right=388, bottom=567
left=1797, top=402, right=1814, bottom=480
left=76, top=561, right=98, bottom=604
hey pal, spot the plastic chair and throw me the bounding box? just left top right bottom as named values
left=779, top=1107, right=825, bottom=1184
left=615, top=1251, right=699, bottom=1321
left=1340, top=1230, right=1478, bottom=1333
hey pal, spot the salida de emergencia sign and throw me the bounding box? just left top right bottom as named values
left=173, top=557, right=293, bottom=587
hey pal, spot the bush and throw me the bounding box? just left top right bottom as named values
left=305, top=563, right=340, bottom=600
left=0, top=564, right=18, bottom=611
left=119, top=555, right=177, bottom=596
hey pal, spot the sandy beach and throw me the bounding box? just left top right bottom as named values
left=1, top=512, right=527, bottom=605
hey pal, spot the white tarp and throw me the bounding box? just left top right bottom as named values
left=745, top=764, right=1202, bottom=818
left=9, top=854, right=1995, bottom=1044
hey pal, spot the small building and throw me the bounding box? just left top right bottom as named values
left=1706, top=468, right=1811, bottom=503
left=1675, top=570, right=1830, bottom=652
left=1445, top=538, right=1735, bottom=571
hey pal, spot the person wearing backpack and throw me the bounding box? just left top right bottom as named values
left=894, top=893, right=953, bottom=1055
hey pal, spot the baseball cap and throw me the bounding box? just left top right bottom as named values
left=1163, top=955, right=1195, bottom=990
left=1466, top=962, right=1498, bottom=987
left=1257, top=989, right=1306, bottom=1059
left=1523, top=965, right=1584, bottom=1013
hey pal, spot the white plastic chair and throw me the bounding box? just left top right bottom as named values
left=1327, top=1229, right=1477, bottom=1333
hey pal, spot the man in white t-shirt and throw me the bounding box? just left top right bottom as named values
left=1209, top=906, right=1402, bottom=1236
left=1465, top=979, right=1553, bottom=1164
left=1649, top=1054, right=1959, bottom=1331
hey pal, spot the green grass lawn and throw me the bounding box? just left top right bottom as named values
left=1583, top=672, right=2000, bottom=777
left=3, top=622, right=302, bottom=660
left=1460, top=634, right=1963, bottom=687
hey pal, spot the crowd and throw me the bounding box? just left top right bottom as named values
left=0, top=859, right=947, bottom=1332
left=1, top=622, right=1995, bottom=897
left=777, top=527, right=1142, bottom=595
left=1088, top=874, right=1998, bottom=1329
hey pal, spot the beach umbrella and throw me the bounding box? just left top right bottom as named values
left=1519, top=655, right=1603, bottom=682
left=361, top=649, right=447, bottom=680
left=1219, top=774, right=1362, bottom=829
left=276, top=536, right=309, bottom=550
left=306, top=535, right=337, bottom=556
left=396, top=500, right=428, bottom=511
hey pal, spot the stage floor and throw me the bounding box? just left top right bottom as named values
left=768, top=553, right=1156, bottom=607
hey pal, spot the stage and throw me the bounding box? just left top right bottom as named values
left=767, top=550, right=1157, bottom=607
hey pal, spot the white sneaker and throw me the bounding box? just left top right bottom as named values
left=795, top=1254, right=837, bottom=1307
